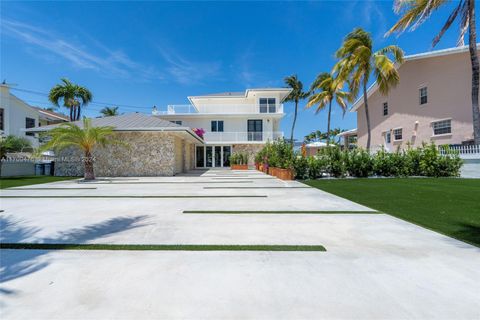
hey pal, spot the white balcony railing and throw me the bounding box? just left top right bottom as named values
left=439, top=145, right=480, bottom=159
left=203, top=131, right=284, bottom=143
left=156, top=104, right=284, bottom=115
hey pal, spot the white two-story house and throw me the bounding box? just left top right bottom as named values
left=155, top=88, right=291, bottom=168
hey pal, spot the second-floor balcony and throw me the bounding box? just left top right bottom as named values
left=203, top=131, right=284, bottom=143
left=156, top=104, right=284, bottom=115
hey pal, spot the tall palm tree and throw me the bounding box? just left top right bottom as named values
left=100, top=106, right=119, bottom=117
left=334, top=28, right=404, bottom=151
left=306, top=73, right=349, bottom=145
left=49, top=78, right=93, bottom=121
left=386, top=0, right=479, bottom=145
left=40, top=118, right=123, bottom=180
left=284, top=75, right=309, bottom=147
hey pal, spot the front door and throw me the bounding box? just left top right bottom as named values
left=196, top=145, right=232, bottom=168
left=248, top=120, right=263, bottom=141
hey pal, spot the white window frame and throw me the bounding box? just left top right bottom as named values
left=211, top=120, right=224, bottom=132
left=392, top=128, right=403, bottom=141
left=431, top=118, right=452, bottom=136
left=259, top=98, right=276, bottom=113
left=419, top=86, right=428, bottom=105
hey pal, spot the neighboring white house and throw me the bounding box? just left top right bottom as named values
left=155, top=88, right=291, bottom=167
left=0, top=84, right=40, bottom=147
left=0, top=84, right=69, bottom=148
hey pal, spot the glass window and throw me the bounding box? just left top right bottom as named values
left=0, top=108, right=4, bottom=131
left=215, top=146, right=222, bottom=167
left=383, top=102, right=388, bottom=116
left=223, top=146, right=231, bottom=167
left=205, top=146, right=213, bottom=167
left=393, top=128, right=402, bottom=141
left=386, top=132, right=391, bottom=144
left=433, top=119, right=451, bottom=135
left=259, top=98, right=276, bottom=113
left=171, top=120, right=182, bottom=125
left=211, top=120, right=224, bottom=132
left=196, top=146, right=204, bottom=167
left=420, top=87, right=428, bottom=105
left=248, top=119, right=263, bottom=141
left=25, top=117, right=35, bottom=136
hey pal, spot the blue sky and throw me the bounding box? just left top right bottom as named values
left=1, top=1, right=465, bottom=141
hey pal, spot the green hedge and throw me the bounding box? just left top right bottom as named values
left=293, top=143, right=462, bottom=179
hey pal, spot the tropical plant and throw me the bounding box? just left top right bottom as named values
left=284, top=75, right=309, bottom=147
left=49, top=78, right=93, bottom=121
left=0, top=135, right=32, bottom=159
left=100, top=106, right=119, bottom=117
left=230, top=152, right=248, bottom=165
left=386, top=0, right=479, bottom=144
left=39, top=118, right=124, bottom=180
left=307, top=73, right=350, bottom=145
left=334, top=28, right=404, bottom=151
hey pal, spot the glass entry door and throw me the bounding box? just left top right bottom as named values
left=196, top=145, right=232, bottom=168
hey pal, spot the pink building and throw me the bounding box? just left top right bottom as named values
left=351, top=46, right=475, bottom=151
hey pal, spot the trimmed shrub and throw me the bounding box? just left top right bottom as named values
left=346, top=148, right=374, bottom=177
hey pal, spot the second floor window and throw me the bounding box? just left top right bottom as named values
left=25, top=117, right=35, bottom=136
left=393, top=128, right=402, bottom=141
left=432, top=119, right=451, bottom=135
left=259, top=98, right=276, bottom=113
left=383, top=102, right=388, bottom=116
left=419, top=87, right=428, bottom=105
left=211, top=120, right=224, bottom=132
left=0, top=108, right=4, bottom=131
left=171, top=120, right=182, bottom=125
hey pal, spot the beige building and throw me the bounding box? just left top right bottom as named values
left=351, top=46, right=475, bottom=151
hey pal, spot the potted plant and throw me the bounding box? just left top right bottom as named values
left=230, top=152, right=249, bottom=170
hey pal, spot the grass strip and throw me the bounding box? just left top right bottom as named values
left=0, top=176, right=78, bottom=189
left=203, top=186, right=311, bottom=189
left=0, top=243, right=326, bottom=252
left=0, top=195, right=267, bottom=199
left=6, top=187, right=97, bottom=190
left=80, top=181, right=254, bottom=184
left=213, top=177, right=275, bottom=180
left=183, top=210, right=380, bottom=214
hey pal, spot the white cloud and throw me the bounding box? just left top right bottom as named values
left=2, top=19, right=163, bottom=81
left=158, top=47, right=221, bottom=85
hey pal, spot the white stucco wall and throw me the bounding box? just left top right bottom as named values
left=0, top=86, right=40, bottom=147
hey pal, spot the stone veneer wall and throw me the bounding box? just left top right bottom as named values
left=232, top=144, right=264, bottom=166
left=55, top=131, right=178, bottom=177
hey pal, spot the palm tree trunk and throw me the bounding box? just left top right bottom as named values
left=327, top=100, right=332, bottom=146
left=83, top=151, right=95, bottom=180
left=468, top=0, right=480, bottom=144
left=363, top=80, right=371, bottom=151
left=69, top=107, right=74, bottom=122
left=76, top=105, right=81, bottom=121
left=290, top=99, right=298, bottom=148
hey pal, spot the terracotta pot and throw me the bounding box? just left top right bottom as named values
left=268, top=167, right=278, bottom=177
left=255, top=163, right=260, bottom=170
left=275, top=168, right=294, bottom=180
left=258, top=164, right=263, bottom=172
left=231, top=164, right=249, bottom=170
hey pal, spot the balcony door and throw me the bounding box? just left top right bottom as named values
left=248, top=120, right=263, bottom=141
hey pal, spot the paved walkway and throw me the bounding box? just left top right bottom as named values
left=1, top=170, right=479, bottom=319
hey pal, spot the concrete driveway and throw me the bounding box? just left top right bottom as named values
left=1, top=170, right=479, bottom=319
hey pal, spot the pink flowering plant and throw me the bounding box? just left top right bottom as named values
left=193, top=128, right=205, bottom=139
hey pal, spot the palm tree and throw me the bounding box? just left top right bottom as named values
left=306, top=73, right=349, bottom=146
left=284, top=75, right=309, bottom=147
left=100, top=106, right=119, bottom=117
left=386, top=0, right=479, bottom=145
left=49, top=78, right=93, bottom=121
left=334, top=28, right=404, bottom=151
left=40, top=118, right=123, bottom=180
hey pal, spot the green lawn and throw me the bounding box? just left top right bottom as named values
left=303, top=178, right=480, bottom=247
left=0, top=176, right=77, bottom=189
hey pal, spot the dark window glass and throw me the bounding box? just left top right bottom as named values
left=386, top=132, right=391, bottom=143
left=259, top=98, right=268, bottom=113
left=218, top=121, right=224, bottom=132
left=205, top=146, right=213, bottom=167
left=393, top=128, right=402, bottom=141
left=171, top=120, right=182, bottom=125
left=420, top=87, right=428, bottom=105
left=383, top=102, right=388, bottom=116
left=223, top=146, right=231, bottom=166
left=26, top=117, right=35, bottom=136
left=196, top=146, right=204, bottom=167
left=0, top=108, right=4, bottom=131
left=268, top=98, right=276, bottom=113
left=211, top=120, right=224, bottom=132
left=248, top=120, right=263, bottom=141
left=215, top=146, right=222, bottom=167
left=211, top=121, right=217, bottom=132
left=433, top=120, right=451, bottom=135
